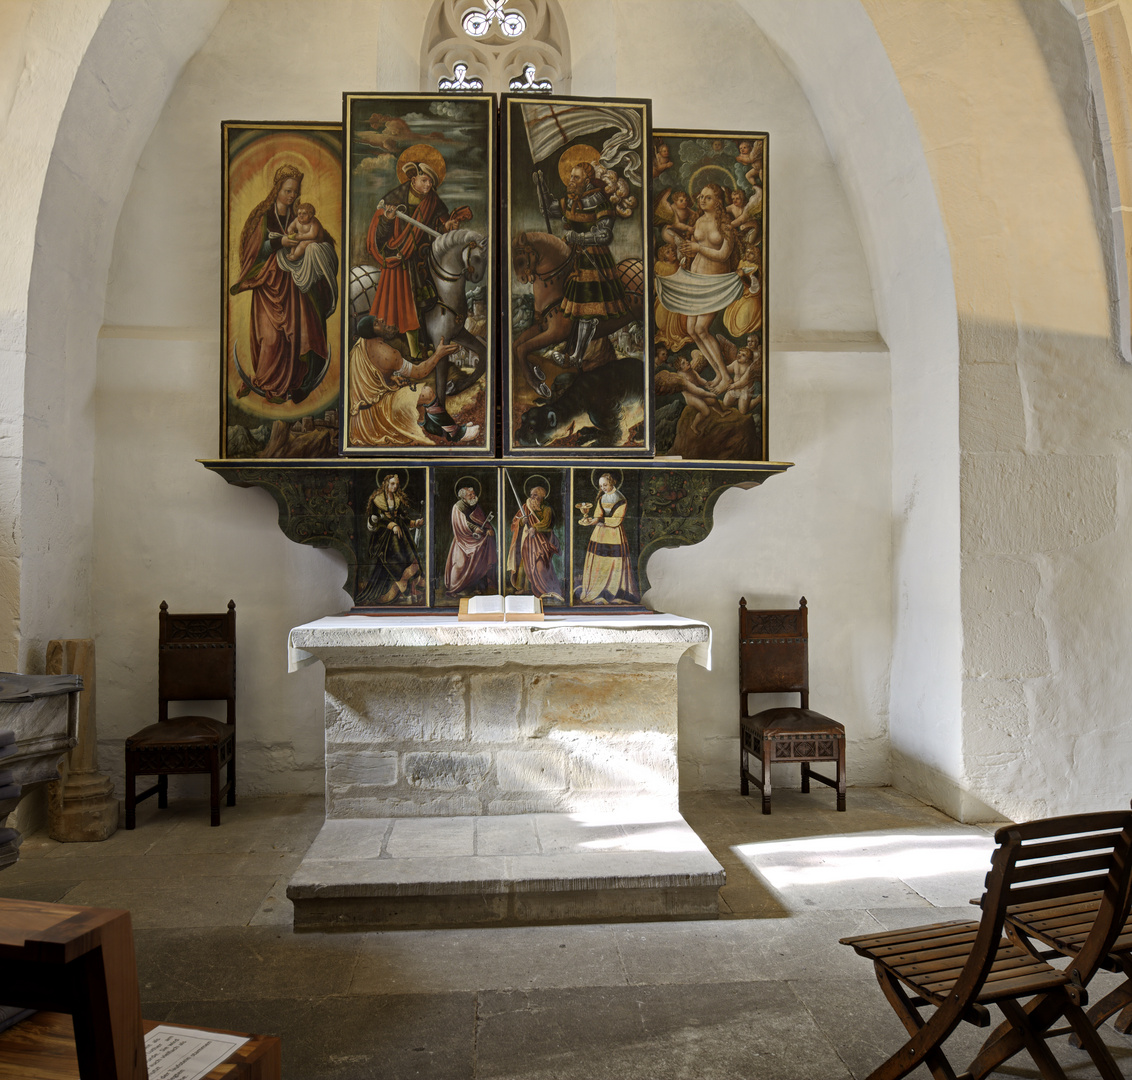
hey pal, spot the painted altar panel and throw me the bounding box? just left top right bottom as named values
left=569, top=468, right=643, bottom=608
left=221, top=122, right=343, bottom=458
left=651, top=130, right=768, bottom=462
left=500, top=465, right=570, bottom=606
left=353, top=466, right=431, bottom=608
left=341, top=93, right=495, bottom=456
left=430, top=465, right=502, bottom=607
left=502, top=95, right=653, bottom=456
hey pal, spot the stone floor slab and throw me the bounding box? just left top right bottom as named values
left=474, top=982, right=853, bottom=1080
left=133, top=925, right=362, bottom=1004
left=350, top=922, right=628, bottom=995
left=386, top=816, right=476, bottom=858
left=289, top=813, right=723, bottom=930
left=58, top=874, right=278, bottom=929
left=476, top=815, right=540, bottom=856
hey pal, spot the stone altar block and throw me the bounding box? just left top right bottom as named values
left=0, top=674, right=81, bottom=870
left=287, top=614, right=724, bottom=930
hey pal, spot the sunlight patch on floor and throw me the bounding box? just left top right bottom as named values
left=733, top=830, right=995, bottom=888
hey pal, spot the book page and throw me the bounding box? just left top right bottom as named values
left=505, top=595, right=541, bottom=614
left=145, top=1026, right=249, bottom=1080
left=468, top=595, right=505, bottom=615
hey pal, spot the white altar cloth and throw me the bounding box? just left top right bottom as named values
left=287, top=612, right=712, bottom=673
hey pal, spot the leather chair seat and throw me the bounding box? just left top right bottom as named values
left=126, top=717, right=232, bottom=748
left=743, top=707, right=844, bottom=738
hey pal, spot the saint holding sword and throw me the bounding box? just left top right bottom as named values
left=364, top=144, right=473, bottom=440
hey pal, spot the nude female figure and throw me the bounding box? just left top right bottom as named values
left=677, top=183, right=737, bottom=391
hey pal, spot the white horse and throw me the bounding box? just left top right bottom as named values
left=350, top=227, right=489, bottom=404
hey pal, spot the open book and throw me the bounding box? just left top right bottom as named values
left=458, top=595, right=544, bottom=622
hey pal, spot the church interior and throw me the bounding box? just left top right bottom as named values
left=5, top=0, right=1132, bottom=1076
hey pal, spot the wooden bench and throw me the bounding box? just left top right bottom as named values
left=0, top=897, right=279, bottom=1080
left=840, top=810, right=1132, bottom=1080
left=0, top=1012, right=279, bottom=1080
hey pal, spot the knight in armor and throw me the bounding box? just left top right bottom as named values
left=545, top=157, right=629, bottom=367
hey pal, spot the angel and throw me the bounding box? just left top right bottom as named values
left=653, top=141, right=675, bottom=178
left=733, top=189, right=763, bottom=233
left=727, top=189, right=748, bottom=222
left=653, top=188, right=696, bottom=249
left=594, top=162, right=638, bottom=218
left=716, top=334, right=763, bottom=416
left=735, top=139, right=762, bottom=188
left=722, top=238, right=762, bottom=340
left=654, top=350, right=724, bottom=432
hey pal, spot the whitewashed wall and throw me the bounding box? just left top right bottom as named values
left=93, top=0, right=893, bottom=796
left=867, top=0, right=1132, bottom=821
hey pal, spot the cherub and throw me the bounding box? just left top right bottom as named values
left=737, top=188, right=763, bottom=232
left=717, top=335, right=763, bottom=416
left=653, top=188, right=696, bottom=249
left=653, top=141, right=674, bottom=178
left=594, top=162, right=638, bottom=217
left=655, top=351, right=724, bottom=432
left=736, top=139, right=762, bottom=188
left=284, top=202, right=327, bottom=261
left=727, top=189, right=748, bottom=222
left=655, top=241, right=681, bottom=273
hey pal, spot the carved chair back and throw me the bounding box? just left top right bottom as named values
left=158, top=600, right=236, bottom=726
left=738, top=596, right=809, bottom=711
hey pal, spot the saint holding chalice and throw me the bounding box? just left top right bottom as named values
left=575, top=471, right=639, bottom=605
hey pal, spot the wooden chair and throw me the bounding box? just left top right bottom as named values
left=841, top=810, right=1132, bottom=1080
left=738, top=596, right=845, bottom=814
left=995, top=800, right=1132, bottom=1050
left=124, top=600, right=236, bottom=829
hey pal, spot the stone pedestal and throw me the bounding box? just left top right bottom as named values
left=46, top=639, right=118, bottom=842
left=287, top=614, right=723, bottom=930
left=0, top=674, right=81, bottom=870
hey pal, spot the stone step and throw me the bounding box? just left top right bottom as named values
left=287, top=812, right=725, bottom=931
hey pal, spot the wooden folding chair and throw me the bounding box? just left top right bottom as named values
left=993, top=803, right=1132, bottom=1055
left=841, top=810, right=1132, bottom=1080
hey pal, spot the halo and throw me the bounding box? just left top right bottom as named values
left=264, top=157, right=306, bottom=195
left=591, top=469, right=621, bottom=490
left=376, top=468, right=408, bottom=490
left=454, top=475, right=481, bottom=498
left=396, top=144, right=446, bottom=187
left=524, top=473, right=551, bottom=498
left=558, top=143, right=600, bottom=186
left=688, top=165, right=734, bottom=200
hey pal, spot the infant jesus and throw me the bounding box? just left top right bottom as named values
left=285, top=202, right=327, bottom=260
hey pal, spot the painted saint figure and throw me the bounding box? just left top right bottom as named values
left=230, top=163, right=338, bottom=404
left=347, top=324, right=459, bottom=447
left=507, top=477, right=565, bottom=602
left=576, top=473, right=639, bottom=605
left=365, top=144, right=472, bottom=441
left=655, top=182, right=742, bottom=392
left=357, top=471, right=424, bottom=606
left=541, top=153, right=629, bottom=367
left=444, top=480, right=497, bottom=597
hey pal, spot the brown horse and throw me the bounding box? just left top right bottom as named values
left=511, top=231, right=644, bottom=395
